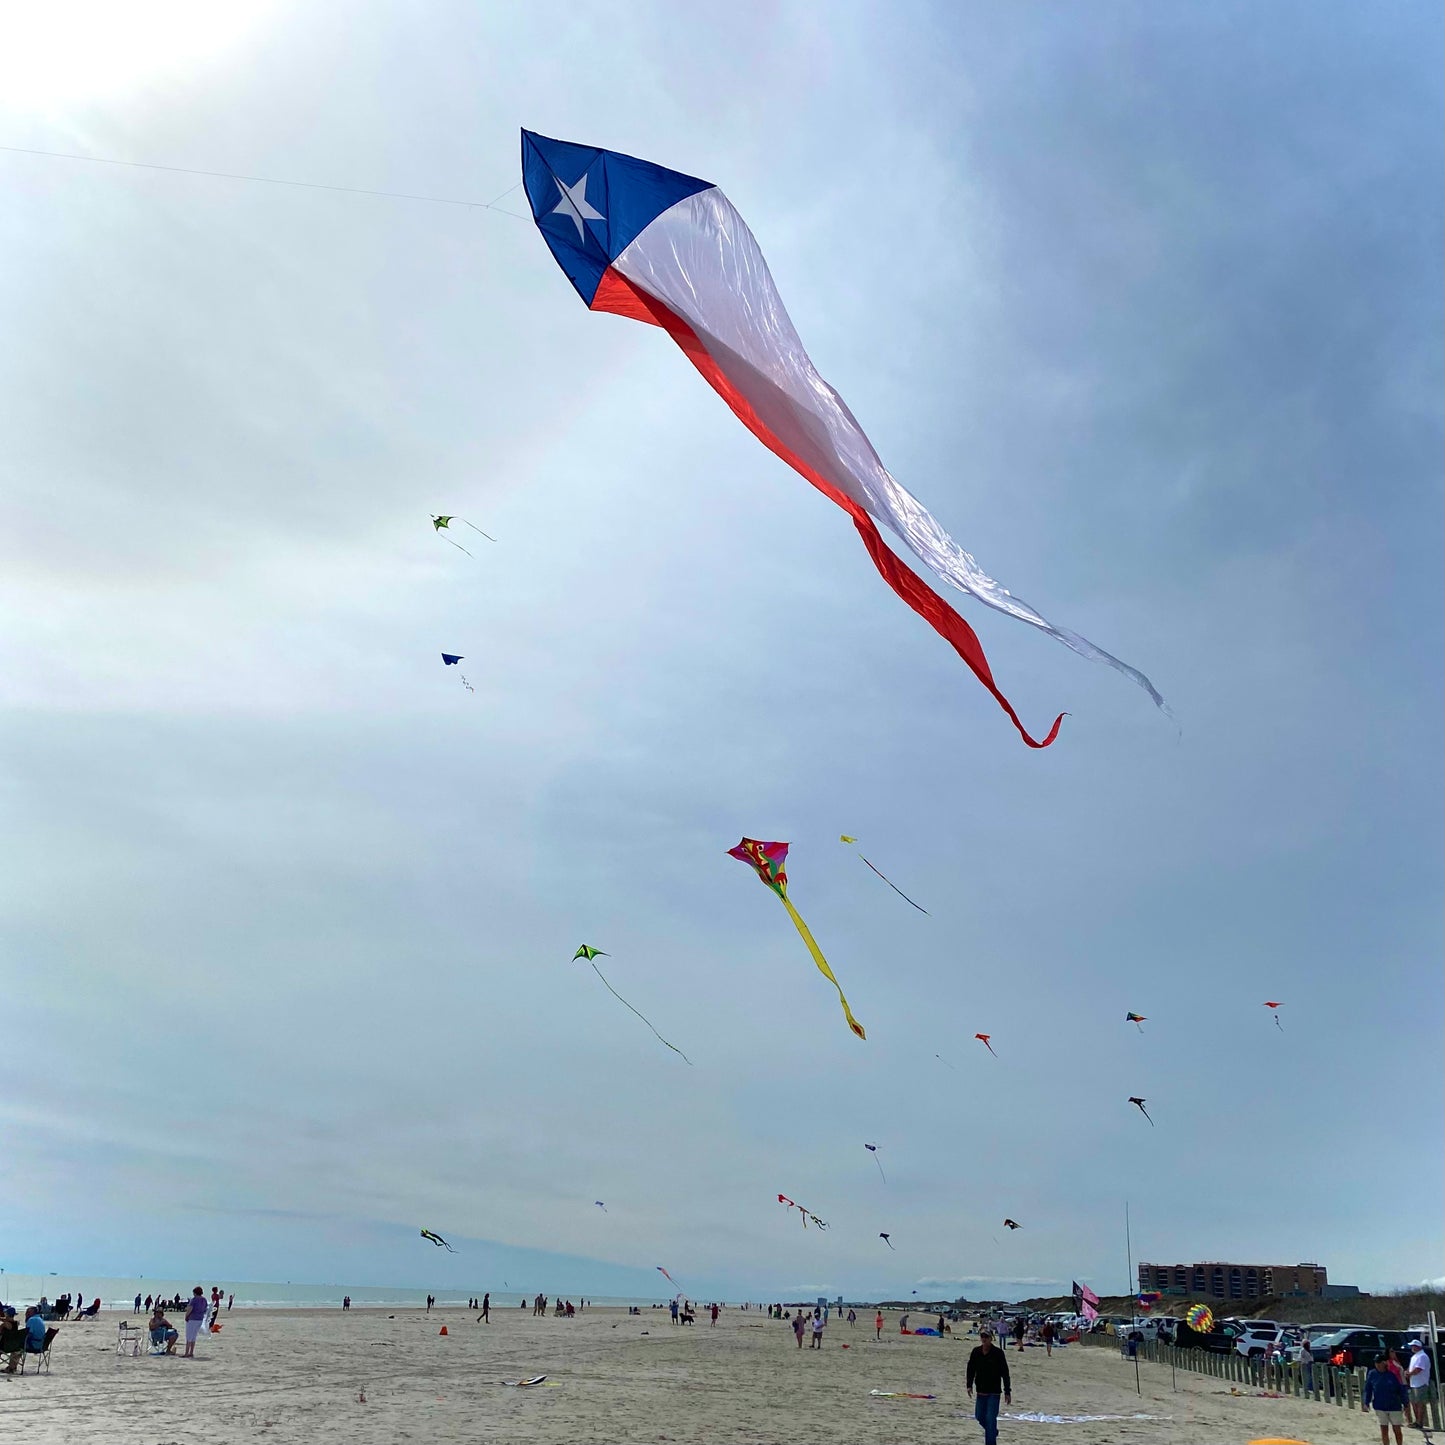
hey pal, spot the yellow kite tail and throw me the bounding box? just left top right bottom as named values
left=778, top=893, right=865, bottom=1040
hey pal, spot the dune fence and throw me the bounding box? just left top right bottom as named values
left=1078, top=1332, right=1441, bottom=1430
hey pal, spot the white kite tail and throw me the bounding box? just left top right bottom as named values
left=615, top=186, right=1168, bottom=716
left=864, top=460, right=1170, bottom=713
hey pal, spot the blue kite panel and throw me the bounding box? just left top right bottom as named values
left=521, top=130, right=712, bottom=305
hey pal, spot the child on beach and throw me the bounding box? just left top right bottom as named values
left=875, top=1310, right=883, bottom=1340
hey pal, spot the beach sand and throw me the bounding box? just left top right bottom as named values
left=2, top=1306, right=1376, bottom=1443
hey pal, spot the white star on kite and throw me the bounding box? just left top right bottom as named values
left=552, top=172, right=604, bottom=241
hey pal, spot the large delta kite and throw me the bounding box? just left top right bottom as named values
left=728, top=838, right=864, bottom=1040
left=521, top=129, right=1166, bottom=747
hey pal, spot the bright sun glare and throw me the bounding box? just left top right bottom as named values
left=0, top=0, right=275, bottom=107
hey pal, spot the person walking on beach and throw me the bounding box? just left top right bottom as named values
left=1363, top=1352, right=1409, bottom=1445
left=792, top=1311, right=806, bottom=1349
left=479, top=1292, right=490, bottom=1323
left=967, top=1327, right=1012, bottom=1445
left=810, top=1308, right=825, bottom=1349
left=1011, top=1315, right=1026, bottom=1352
left=182, top=1287, right=208, bottom=1357
left=1041, top=1319, right=1055, bottom=1357
left=710, top=1302, right=719, bottom=1327
left=875, top=1309, right=884, bottom=1340
left=133, top=1293, right=142, bottom=1314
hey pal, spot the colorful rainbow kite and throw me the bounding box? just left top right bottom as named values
left=728, top=838, right=864, bottom=1039
left=521, top=131, right=1166, bottom=748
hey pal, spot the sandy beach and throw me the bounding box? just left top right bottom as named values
left=2, top=1305, right=1382, bottom=1444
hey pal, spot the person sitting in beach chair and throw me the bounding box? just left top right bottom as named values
left=148, top=1306, right=178, bottom=1354
left=75, top=1298, right=101, bottom=1320
left=21, top=1317, right=59, bottom=1374
left=1, top=1310, right=25, bottom=1374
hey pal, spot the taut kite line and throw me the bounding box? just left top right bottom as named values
left=571, top=945, right=692, bottom=1064
left=521, top=130, right=1167, bottom=747
left=839, top=836, right=928, bottom=914
left=728, top=838, right=864, bottom=1039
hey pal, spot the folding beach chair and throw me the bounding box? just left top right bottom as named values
left=116, top=1321, right=143, bottom=1357
left=21, top=1327, right=58, bottom=1374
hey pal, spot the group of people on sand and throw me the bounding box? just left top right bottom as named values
left=133, top=1288, right=232, bottom=1316
left=1, top=1306, right=54, bottom=1372
left=139, top=1287, right=217, bottom=1359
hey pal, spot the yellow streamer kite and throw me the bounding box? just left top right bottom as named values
left=728, top=837, right=865, bottom=1040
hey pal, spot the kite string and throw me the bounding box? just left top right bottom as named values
left=589, top=962, right=693, bottom=1066
left=0, top=143, right=531, bottom=217
left=856, top=854, right=929, bottom=915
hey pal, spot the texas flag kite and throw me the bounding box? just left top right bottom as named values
left=521, top=130, right=1165, bottom=747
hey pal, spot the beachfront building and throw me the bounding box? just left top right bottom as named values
left=1137, top=1261, right=1328, bottom=1301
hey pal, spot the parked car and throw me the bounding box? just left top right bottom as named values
left=1174, top=1320, right=1234, bottom=1354
left=1224, top=1320, right=1285, bottom=1360
left=1294, top=1328, right=1406, bottom=1368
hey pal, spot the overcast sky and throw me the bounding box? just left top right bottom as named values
left=1, top=0, right=1440, bottom=1303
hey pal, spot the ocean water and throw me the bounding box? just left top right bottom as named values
left=0, top=1272, right=664, bottom=1312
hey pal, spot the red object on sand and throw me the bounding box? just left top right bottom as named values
left=439, top=1325, right=449, bottom=1336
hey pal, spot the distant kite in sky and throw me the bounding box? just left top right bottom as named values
left=864, top=1143, right=887, bottom=1183
left=934, top=1053, right=956, bottom=1071
left=974, top=1033, right=997, bottom=1057
left=1264, top=1001, right=1284, bottom=1031
left=571, top=945, right=692, bottom=1064
left=1126, top=1012, right=1146, bottom=1032
left=440, top=653, right=474, bottom=693
left=777, top=1193, right=828, bottom=1230
left=879, top=1232, right=894, bottom=1249
left=522, top=130, right=1168, bottom=747
left=594, top=1201, right=607, bottom=1212
left=420, top=1228, right=455, bottom=1252
left=839, top=836, right=928, bottom=914
left=656, top=1266, right=681, bottom=1292
left=1128, top=1096, right=1154, bottom=1126
left=432, top=513, right=496, bottom=554
left=1003, top=1219, right=1021, bottom=1231
left=729, top=838, right=864, bottom=1040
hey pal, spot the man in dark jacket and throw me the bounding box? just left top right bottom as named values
left=966, top=1327, right=1013, bottom=1445
left=1363, top=1353, right=1409, bottom=1445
